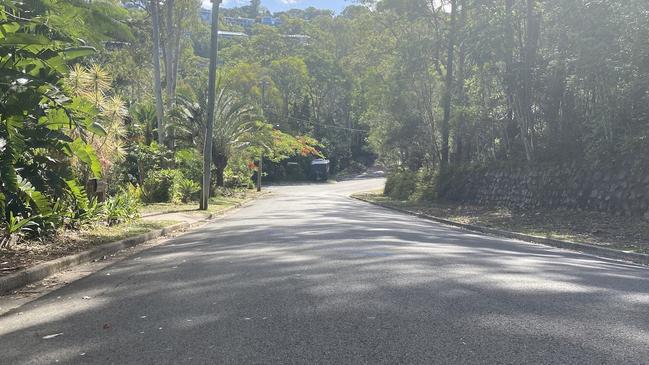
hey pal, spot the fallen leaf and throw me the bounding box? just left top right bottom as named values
left=103, top=323, right=111, bottom=330
left=43, top=333, right=63, bottom=339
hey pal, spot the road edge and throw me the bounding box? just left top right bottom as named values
left=351, top=195, right=649, bottom=266
left=0, top=196, right=258, bottom=294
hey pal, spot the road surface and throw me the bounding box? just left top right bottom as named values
left=1, top=178, right=648, bottom=364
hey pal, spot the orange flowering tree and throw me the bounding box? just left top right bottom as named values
left=240, top=121, right=322, bottom=175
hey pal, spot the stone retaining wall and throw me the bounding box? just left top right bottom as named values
left=444, top=158, right=649, bottom=216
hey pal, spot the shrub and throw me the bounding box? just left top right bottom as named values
left=175, top=149, right=203, bottom=184
left=103, top=186, right=141, bottom=226
left=176, top=178, right=200, bottom=203
left=141, top=169, right=184, bottom=203
left=0, top=213, right=39, bottom=249
left=338, top=161, right=367, bottom=177
left=223, top=156, right=254, bottom=188
left=411, top=168, right=438, bottom=202
left=384, top=169, right=417, bottom=200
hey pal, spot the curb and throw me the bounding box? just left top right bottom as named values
left=352, top=195, right=649, bottom=266
left=0, top=196, right=258, bottom=295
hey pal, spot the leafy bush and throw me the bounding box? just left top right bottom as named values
left=176, top=178, right=200, bottom=203
left=175, top=149, right=203, bottom=184
left=0, top=7, right=104, bottom=239
left=62, top=180, right=98, bottom=229
left=141, top=170, right=184, bottom=203
left=0, top=213, right=39, bottom=249
left=384, top=169, right=417, bottom=200
left=338, top=161, right=367, bottom=177
left=410, top=168, right=439, bottom=202
left=103, top=186, right=141, bottom=226
left=223, top=155, right=254, bottom=188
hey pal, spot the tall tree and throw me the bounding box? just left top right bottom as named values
left=515, top=0, right=541, bottom=161
left=249, top=0, right=261, bottom=18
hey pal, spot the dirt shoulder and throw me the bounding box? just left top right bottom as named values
left=355, top=192, right=649, bottom=254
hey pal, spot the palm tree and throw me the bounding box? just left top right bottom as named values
left=130, top=103, right=158, bottom=145
left=175, top=83, right=256, bottom=188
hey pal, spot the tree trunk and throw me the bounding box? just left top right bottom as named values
left=503, top=0, right=515, bottom=158
left=440, top=0, right=457, bottom=171
left=213, top=153, right=228, bottom=188
left=516, top=0, right=541, bottom=162
left=151, top=0, right=165, bottom=146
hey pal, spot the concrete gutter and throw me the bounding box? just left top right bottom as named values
left=0, top=197, right=258, bottom=295
left=352, top=195, right=649, bottom=266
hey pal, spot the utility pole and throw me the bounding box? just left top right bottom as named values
left=151, top=0, right=165, bottom=146
left=201, top=0, right=222, bottom=210
left=257, top=80, right=270, bottom=192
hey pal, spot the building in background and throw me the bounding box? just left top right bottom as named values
left=259, top=16, right=282, bottom=26
left=224, top=17, right=256, bottom=28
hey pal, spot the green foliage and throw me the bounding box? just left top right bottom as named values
left=0, top=212, right=39, bottom=248
left=220, top=154, right=253, bottom=188
left=176, top=178, right=200, bottom=203
left=384, top=170, right=417, bottom=201
left=33, top=0, right=136, bottom=45
left=0, top=4, right=105, bottom=236
left=338, top=161, right=368, bottom=177
left=174, top=149, right=203, bottom=184
left=103, top=187, right=141, bottom=226
left=141, top=169, right=184, bottom=203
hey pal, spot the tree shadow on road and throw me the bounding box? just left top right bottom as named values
left=1, top=194, right=648, bottom=364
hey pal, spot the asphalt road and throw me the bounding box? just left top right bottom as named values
left=1, top=178, right=649, bottom=364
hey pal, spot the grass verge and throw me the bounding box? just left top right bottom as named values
left=354, top=191, right=649, bottom=254
left=0, top=220, right=178, bottom=277
left=0, top=190, right=264, bottom=278
left=140, top=190, right=263, bottom=217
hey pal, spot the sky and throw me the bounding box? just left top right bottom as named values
left=203, top=0, right=352, bottom=14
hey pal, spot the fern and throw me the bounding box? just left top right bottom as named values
left=65, top=179, right=90, bottom=212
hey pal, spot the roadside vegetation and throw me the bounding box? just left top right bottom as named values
left=359, top=0, right=649, bottom=250
left=2, top=0, right=648, bottom=271
left=0, top=1, right=324, bottom=267
left=357, top=191, right=649, bottom=254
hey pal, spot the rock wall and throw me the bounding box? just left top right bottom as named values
left=443, top=158, right=649, bottom=216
